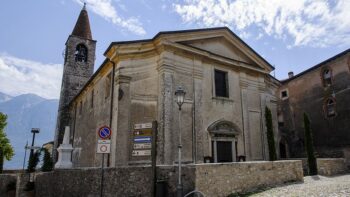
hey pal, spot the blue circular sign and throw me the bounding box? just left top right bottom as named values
left=98, top=126, right=112, bottom=139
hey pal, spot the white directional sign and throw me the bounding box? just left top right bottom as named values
left=132, top=149, right=151, bottom=156
left=134, top=122, right=152, bottom=130
left=97, top=140, right=111, bottom=154
left=133, top=143, right=152, bottom=149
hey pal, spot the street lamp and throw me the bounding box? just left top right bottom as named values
left=29, top=128, right=40, bottom=164
left=175, top=86, right=186, bottom=197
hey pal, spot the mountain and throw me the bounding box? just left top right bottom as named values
left=0, top=93, right=58, bottom=169
left=0, top=92, right=13, bottom=103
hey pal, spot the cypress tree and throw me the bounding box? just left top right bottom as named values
left=265, top=106, right=277, bottom=161
left=41, top=148, right=53, bottom=172
left=303, top=113, right=318, bottom=175
left=27, top=150, right=40, bottom=173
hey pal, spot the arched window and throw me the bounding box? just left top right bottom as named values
left=322, top=68, right=332, bottom=87
left=75, top=44, right=88, bottom=62
left=324, top=98, right=336, bottom=117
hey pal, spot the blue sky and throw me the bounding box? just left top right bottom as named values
left=0, top=0, right=349, bottom=99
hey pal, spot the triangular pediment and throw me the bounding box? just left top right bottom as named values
left=105, top=27, right=274, bottom=72
left=180, top=37, right=255, bottom=65
left=155, top=27, right=273, bottom=72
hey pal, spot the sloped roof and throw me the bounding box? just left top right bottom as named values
left=71, top=5, right=92, bottom=40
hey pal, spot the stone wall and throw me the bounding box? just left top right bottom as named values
left=317, top=158, right=347, bottom=176
left=0, top=161, right=304, bottom=197
left=0, top=174, right=16, bottom=196
left=193, top=160, right=303, bottom=197
left=289, top=158, right=348, bottom=176
left=35, top=167, right=153, bottom=197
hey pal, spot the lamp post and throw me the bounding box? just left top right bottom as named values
left=29, top=128, right=40, bottom=164
left=175, top=86, right=186, bottom=197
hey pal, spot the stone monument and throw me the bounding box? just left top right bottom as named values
left=55, top=126, right=73, bottom=169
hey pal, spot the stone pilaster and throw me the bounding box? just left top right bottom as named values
left=157, top=64, right=175, bottom=165
left=111, top=74, right=132, bottom=166
left=193, top=58, right=204, bottom=163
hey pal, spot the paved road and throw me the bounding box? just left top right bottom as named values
left=252, top=174, right=350, bottom=197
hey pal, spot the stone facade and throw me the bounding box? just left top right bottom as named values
left=68, top=27, right=280, bottom=167
left=278, top=49, right=350, bottom=158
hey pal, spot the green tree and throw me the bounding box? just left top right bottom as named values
left=27, top=149, right=41, bottom=173
left=41, top=148, right=53, bottom=172
left=303, top=113, right=318, bottom=175
left=265, top=107, right=277, bottom=161
left=0, top=112, right=14, bottom=173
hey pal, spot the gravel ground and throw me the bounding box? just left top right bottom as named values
left=251, top=174, right=350, bottom=197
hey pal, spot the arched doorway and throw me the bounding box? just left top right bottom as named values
left=207, top=120, right=241, bottom=163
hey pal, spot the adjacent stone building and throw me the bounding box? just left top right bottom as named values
left=278, top=49, right=350, bottom=159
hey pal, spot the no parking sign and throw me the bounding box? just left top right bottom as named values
left=97, top=126, right=111, bottom=154
left=98, top=126, right=112, bottom=139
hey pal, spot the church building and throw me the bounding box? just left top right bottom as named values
left=54, top=6, right=280, bottom=167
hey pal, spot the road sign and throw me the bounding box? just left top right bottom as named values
left=132, top=149, right=151, bottom=156
left=133, top=143, right=152, bottom=149
left=134, top=136, right=151, bottom=143
left=98, top=126, right=112, bottom=139
left=133, top=129, right=152, bottom=136
left=134, top=123, right=152, bottom=130
left=97, top=140, right=111, bottom=154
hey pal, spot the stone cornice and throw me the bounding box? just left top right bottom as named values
left=115, top=75, right=132, bottom=84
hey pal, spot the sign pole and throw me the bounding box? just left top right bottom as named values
left=100, top=153, right=105, bottom=197
left=151, top=121, right=158, bottom=197
left=96, top=126, right=111, bottom=197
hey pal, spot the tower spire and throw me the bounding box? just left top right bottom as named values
left=71, top=3, right=92, bottom=40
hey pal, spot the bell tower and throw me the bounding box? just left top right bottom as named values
left=53, top=3, right=96, bottom=160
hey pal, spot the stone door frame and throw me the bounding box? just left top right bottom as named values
left=212, top=137, right=237, bottom=162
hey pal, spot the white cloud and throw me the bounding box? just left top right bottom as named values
left=73, top=0, right=146, bottom=36
left=0, top=54, right=62, bottom=99
left=174, top=0, right=350, bottom=47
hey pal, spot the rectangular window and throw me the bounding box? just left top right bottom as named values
left=214, top=70, right=228, bottom=97
left=281, top=90, right=288, bottom=99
